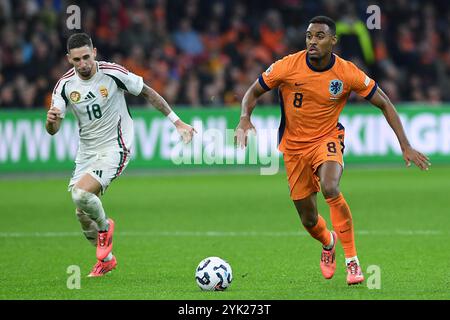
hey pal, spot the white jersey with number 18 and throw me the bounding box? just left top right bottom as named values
left=51, top=61, right=143, bottom=154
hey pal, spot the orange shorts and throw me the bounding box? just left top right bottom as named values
left=283, top=129, right=345, bottom=200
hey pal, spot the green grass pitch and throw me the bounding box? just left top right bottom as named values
left=0, top=166, right=449, bottom=300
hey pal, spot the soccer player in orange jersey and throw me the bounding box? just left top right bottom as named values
left=235, top=16, right=430, bottom=285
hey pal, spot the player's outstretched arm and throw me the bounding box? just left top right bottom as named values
left=139, top=83, right=196, bottom=143
left=369, top=87, right=431, bottom=170
left=46, top=107, right=62, bottom=135
left=235, top=80, right=267, bottom=148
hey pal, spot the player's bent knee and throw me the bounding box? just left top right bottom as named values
left=71, top=187, right=94, bottom=208
left=298, top=212, right=318, bottom=228
left=301, top=217, right=318, bottom=228
left=321, top=183, right=340, bottom=199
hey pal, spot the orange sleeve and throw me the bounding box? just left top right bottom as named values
left=259, top=57, right=289, bottom=91
left=348, top=62, right=378, bottom=99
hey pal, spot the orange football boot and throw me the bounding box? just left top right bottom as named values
left=320, top=231, right=337, bottom=279
left=96, top=218, right=115, bottom=260
left=88, top=256, right=117, bottom=277
left=346, top=261, right=364, bottom=285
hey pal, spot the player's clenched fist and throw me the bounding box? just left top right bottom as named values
left=47, top=107, right=61, bottom=123
left=175, top=120, right=197, bottom=144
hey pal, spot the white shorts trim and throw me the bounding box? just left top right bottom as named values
left=68, top=150, right=130, bottom=194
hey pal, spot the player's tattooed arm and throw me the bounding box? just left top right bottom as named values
left=139, top=83, right=173, bottom=116
left=139, top=83, right=196, bottom=143
left=370, top=86, right=431, bottom=170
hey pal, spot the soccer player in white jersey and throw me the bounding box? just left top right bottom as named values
left=46, top=33, right=196, bottom=277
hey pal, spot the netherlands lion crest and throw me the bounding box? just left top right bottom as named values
left=329, top=79, right=343, bottom=96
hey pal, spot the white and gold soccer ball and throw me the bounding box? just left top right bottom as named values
left=195, top=257, right=233, bottom=291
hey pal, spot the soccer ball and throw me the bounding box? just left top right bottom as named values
left=195, top=256, right=233, bottom=291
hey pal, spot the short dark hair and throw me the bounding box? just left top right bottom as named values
left=309, top=16, right=336, bottom=35
left=67, top=33, right=93, bottom=52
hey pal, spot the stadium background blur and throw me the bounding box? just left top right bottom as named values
left=1, top=0, right=449, bottom=110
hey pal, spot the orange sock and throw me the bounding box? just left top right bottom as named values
left=326, top=193, right=357, bottom=258
left=303, top=214, right=331, bottom=247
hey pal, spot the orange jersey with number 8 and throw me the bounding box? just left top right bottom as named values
left=259, top=50, right=377, bottom=153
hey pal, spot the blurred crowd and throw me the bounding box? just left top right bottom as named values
left=0, top=0, right=449, bottom=109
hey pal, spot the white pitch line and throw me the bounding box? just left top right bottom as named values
left=0, top=230, right=444, bottom=238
